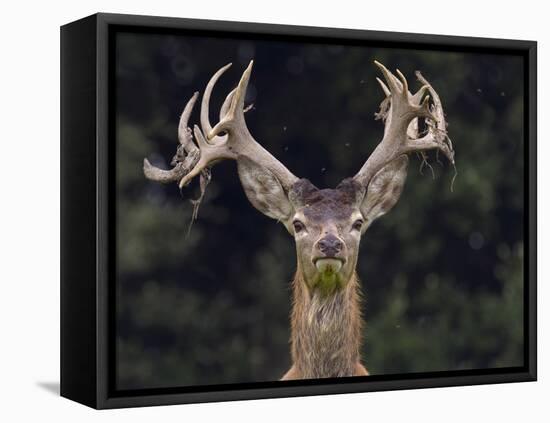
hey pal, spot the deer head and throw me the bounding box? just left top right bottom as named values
left=144, top=60, right=454, bottom=297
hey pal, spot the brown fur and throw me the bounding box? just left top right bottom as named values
left=281, top=263, right=368, bottom=380
left=290, top=178, right=365, bottom=222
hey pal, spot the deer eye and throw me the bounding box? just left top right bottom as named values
left=352, top=219, right=364, bottom=231
left=293, top=220, right=306, bottom=234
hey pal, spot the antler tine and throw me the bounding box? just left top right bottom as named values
left=178, top=91, right=200, bottom=152
left=219, top=89, right=235, bottom=121
left=143, top=157, right=185, bottom=183
left=375, top=77, right=391, bottom=97
left=143, top=92, right=201, bottom=183
left=354, top=61, right=455, bottom=188
left=395, top=68, right=409, bottom=95
left=375, top=61, right=397, bottom=91
left=209, top=60, right=253, bottom=139
left=200, top=63, right=232, bottom=144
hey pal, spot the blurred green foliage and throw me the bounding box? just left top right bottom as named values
left=115, top=31, right=524, bottom=389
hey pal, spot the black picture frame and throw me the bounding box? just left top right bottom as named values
left=60, top=12, right=537, bottom=409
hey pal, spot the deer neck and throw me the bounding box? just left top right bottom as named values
left=290, top=264, right=363, bottom=379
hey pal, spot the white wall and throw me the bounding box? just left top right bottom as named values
left=1, top=0, right=546, bottom=421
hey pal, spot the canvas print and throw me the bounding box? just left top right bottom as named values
left=114, top=30, right=524, bottom=390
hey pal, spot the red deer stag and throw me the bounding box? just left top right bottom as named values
left=143, top=60, right=455, bottom=380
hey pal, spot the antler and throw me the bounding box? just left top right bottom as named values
left=354, top=61, right=455, bottom=188
left=143, top=61, right=299, bottom=192
left=143, top=91, right=201, bottom=183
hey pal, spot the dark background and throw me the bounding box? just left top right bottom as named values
left=114, top=30, right=524, bottom=390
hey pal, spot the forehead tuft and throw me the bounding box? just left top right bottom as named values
left=290, top=178, right=364, bottom=221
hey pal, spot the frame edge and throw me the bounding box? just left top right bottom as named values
left=60, top=13, right=100, bottom=409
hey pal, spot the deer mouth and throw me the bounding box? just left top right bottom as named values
left=314, top=258, right=344, bottom=273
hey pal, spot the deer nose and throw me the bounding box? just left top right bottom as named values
left=317, top=234, right=343, bottom=257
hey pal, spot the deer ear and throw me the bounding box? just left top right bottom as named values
left=236, top=156, right=293, bottom=221
left=360, top=155, right=408, bottom=231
